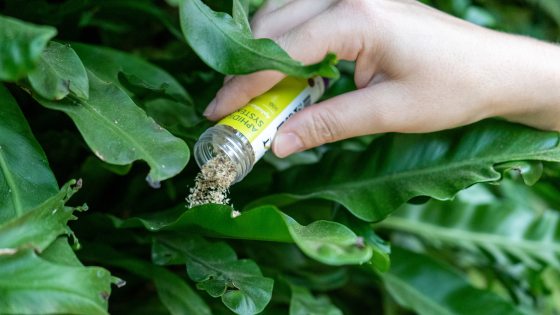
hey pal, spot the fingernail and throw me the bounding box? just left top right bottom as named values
left=273, top=133, right=304, bottom=158
left=203, top=98, right=217, bottom=118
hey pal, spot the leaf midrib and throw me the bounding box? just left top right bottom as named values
left=75, top=96, right=158, bottom=174
left=189, top=0, right=301, bottom=69
left=301, top=149, right=560, bottom=194
left=0, top=146, right=22, bottom=216
left=379, top=215, right=560, bottom=257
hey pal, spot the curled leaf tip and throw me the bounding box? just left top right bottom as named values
left=112, top=277, right=127, bottom=288
left=146, top=175, right=161, bottom=189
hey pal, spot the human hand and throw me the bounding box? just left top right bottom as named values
left=204, top=0, right=560, bottom=158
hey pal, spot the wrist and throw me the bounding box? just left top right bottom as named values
left=480, top=31, right=560, bottom=130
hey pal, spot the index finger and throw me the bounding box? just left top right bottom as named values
left=204, top=70, right=285, bottom=120
left=204, top=6, right=347, bottom=120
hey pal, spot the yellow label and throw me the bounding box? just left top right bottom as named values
left=218, top=77, right=309, bottom=142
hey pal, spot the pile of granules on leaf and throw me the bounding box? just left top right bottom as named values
left=186, top=153, right=237, bottom=208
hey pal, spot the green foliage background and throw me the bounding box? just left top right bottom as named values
left=0, top=0, right=559, bottom=314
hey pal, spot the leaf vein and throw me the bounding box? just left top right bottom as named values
left=0, top=147, right=22, bottom=216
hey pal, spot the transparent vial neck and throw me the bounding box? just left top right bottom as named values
left=194, top=125, right=255, bottom=184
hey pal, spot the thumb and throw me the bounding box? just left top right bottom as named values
left=272, top=83, right=410, bottom=158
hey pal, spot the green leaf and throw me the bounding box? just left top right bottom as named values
left=529, top=0, right=560, bottom=26
left=71, top=43, right=191, bottom=103
left=498, top=177, right=552, bottom=213
left=0, top=180, right=83, bottom=252
left=71, top=43, right=199, bottom=134
left=27, top=41, right=89, bottom=100
left=116, top=72, right=202, bottom=131
left=378, top=184, right=560, bottom=270
left=84, top=0, right=185, bottom=41
left=179, top=0, right=339, bottom=78
left=253, top=120, right=560, bottom=221
left=154, top=267, right=214, bottom=315
left=79, top=243, right=212, bottom=315
left=495, top=160, right=543, bottom=185
left=542, top=268, right=560, bottom=312
left=41, top=237, right=83, bottom=267
left=0, top=15, right=57, bottom=81
left=464, top=6, right=497, bottom=27
left=282, top=267, right=349, bottom=292
left=144, top=98, right=202, bottom=133
left=166, top=0, right=181, bottom=6
left=153, top=235, right=274, bottom=315
left=285, top=217, right=372, bottom=266
left=342, top=217, right=391, bottom=272
left=382, top=247, right=525, bottom=315
left=0, top=249, right=112, bottom=315
left=289, top=284, right=342, bottom=315
left=34, top=70, right=190, bottom=184
left=0, top=85, right=113, bottom=314
left=0, top=84, right=58, bottom=222
left=117, top=72, right=183, bottom=104
left=232, top=0, right=251, bottom=34
left=109, top=204, right=372, bottom=266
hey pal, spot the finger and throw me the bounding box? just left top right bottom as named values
left=272, top=82, right=418, bottom=158
left=205, top=8, right=363, bottom=120
left=252, top=0, right=338, bottom=39
left=204, top=70, right=285, bottom=120
left=223, top=0, right=325, bottom=98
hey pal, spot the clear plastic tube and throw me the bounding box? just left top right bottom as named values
left=194, top=124, right=254, bottom=183
left=194, top=77, right=328, bottom=184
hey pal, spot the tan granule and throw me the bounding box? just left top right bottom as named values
left=186, top=153, right=237, bottom=208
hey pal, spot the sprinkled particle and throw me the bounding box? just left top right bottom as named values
left=186, top=153, right=237, bottom=207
